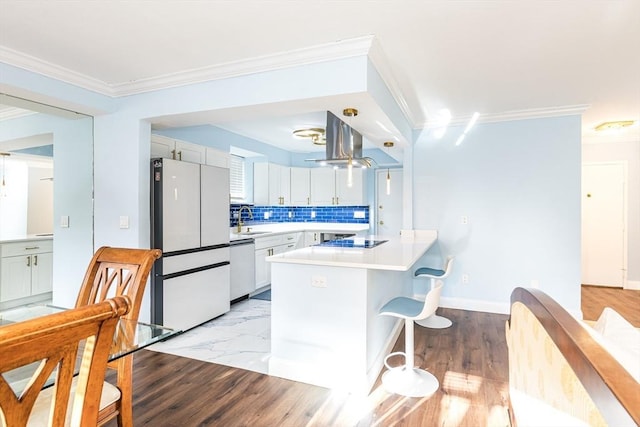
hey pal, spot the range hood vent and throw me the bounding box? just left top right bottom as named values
left=313, top=111, right=374, bottom=168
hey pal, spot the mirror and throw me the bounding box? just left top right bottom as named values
left=0, top=93, right=94, bottom=308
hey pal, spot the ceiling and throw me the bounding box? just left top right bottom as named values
left=1, top=0, right=638, bottom=152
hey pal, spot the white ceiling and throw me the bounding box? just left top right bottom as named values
left=1, top=0, right=638, bottom=152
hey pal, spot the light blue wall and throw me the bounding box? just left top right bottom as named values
left=412, top=116, right=582, bottom=313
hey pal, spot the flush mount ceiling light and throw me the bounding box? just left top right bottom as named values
left=292, top=128, right=326, bottom=145
left=594, top=120, right=636, bottom=132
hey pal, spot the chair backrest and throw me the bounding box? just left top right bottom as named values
left=416, top=282, right=444, bottom=320
left=440, top=256, right=454, bottom=279
left=0, top=296, right=130, bottom=427
left=75, top=247, right=162, bottom=322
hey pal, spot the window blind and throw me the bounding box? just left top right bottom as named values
left=229, top=155, right=245, bottom=200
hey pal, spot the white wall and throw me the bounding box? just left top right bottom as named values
left=582, top=139, right=640, bottom=284
left=412, top=116, right=583, bottom=313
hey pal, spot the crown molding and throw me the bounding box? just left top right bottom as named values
left=0, top=46, right=113, bottom=95
left=1, top=37, right=380, bottom=97
left=419, top=104, right=591, bottom=129
left=112, top=35, right=378, bottom=96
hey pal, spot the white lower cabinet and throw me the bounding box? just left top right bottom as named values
left=304, top=231, right=321, bottom=247
left=254, top=233, right=302, bottom=289
left=0, top=240, right=53, bottom=306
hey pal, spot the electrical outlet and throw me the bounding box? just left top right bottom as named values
left=263, top=212, right=270, bottom=219
left=311, top=210, right=316, bottom=219
left=311, top=275, right=327, bottom=288
left=461, top=215, right=469, bottom=225
left=462, top=274, right=469, bottom=284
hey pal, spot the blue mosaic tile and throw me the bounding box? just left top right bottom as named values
left=230, top=203, right=369, bottom=226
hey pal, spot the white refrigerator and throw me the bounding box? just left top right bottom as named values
left=150, top=158, right=230, bottom=331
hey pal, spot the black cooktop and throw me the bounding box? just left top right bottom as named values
left=317, top=239, right=388, bottom=249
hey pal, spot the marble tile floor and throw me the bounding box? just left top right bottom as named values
left=148, top=298, right=271, bottom=374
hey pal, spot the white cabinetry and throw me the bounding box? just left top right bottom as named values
left=310, top=168, right=367, bottom=205
left=253, top=163, right=291, bottom=205
left=290, top=167, right=311, bottom=205
left=268, top=164, right=291, bottom=205
left=335, top=168, right=366, bottom=205
left=151, top=134, right=207, bottom=164
left=0, top=240, right=53, bottom=306
left=304, top=231, right=321, bottom=247
left=205, top=147, right=230, bottom=169
left=254, top=164, right=368, bottom=206
left=254, top=233, right=302, bottom=289
left=310, top=168, right=336, bottom=205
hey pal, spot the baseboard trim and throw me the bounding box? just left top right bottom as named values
left=625, top=280, right=640, bottom=290
left=439, top=296, right=510, bottom=315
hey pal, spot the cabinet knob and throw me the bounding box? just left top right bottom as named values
left=34, top=255, right=38, bottom=266
left=26, top=256, right=31, bottom=267
left=379, top=220, right=384, bottom=225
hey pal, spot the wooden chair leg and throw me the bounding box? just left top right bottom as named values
left=116, top=355, right=134, bottom=427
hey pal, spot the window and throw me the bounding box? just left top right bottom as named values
left=229, top=155, right=245, bottom=201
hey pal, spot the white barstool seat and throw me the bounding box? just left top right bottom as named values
left=378, top=282, right=443, bottom=397
left=414, top=256, right=454, bottom=329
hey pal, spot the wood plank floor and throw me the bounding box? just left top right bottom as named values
left=581, top=284, right=640, bottom=327
left=103, top=286, right=637, bottom=426
left=105, top=308, right=511, bottom=427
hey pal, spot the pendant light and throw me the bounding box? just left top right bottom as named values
left=383, top=142, right=394, bottom=195
left=343, top=108, right=358, bottom=188
left=0, top=153, right=9, bottom=198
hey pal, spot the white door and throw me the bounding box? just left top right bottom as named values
left=582, top=163, right=626, bottom=287
left=376, top=169, right=403, bottom=237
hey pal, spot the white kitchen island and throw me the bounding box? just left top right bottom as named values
left=267, top=231, right=437, bottom=394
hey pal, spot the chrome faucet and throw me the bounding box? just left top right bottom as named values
left=237, top=205, right=254, bottom=233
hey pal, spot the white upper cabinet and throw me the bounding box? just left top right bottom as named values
left=151, top=134, right=206, bottom=164
left=335, top=168, right=366, bottom=205
left=205, top=147, right=230, bottom=168
left=254, top=163, right=368, bottom=206
left=310, top=168, right=336, bottom=205
left=290, top=167, right=311, bottom=205
left=269, top=164, right=291, bottom=205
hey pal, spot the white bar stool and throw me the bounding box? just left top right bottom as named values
left=378, top=282, right=443, bottom=397
left=414, top=256, right=454, bottom=329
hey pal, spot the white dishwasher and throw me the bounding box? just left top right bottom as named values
left=230, top=238, right=256, bottom=301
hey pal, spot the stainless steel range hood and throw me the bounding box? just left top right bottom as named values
left=314, top=111, right=374, bottom=168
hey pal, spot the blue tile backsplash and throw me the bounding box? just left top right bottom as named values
left=230, top=204, right=369, bottom=226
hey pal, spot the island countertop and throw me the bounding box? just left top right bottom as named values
left=267, top=230, right=437, bottom=271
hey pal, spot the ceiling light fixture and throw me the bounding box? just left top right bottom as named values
left=383, top=142, right=394, bottom=195
left=1, top=152, right=9, bottom=197
left=594, top=120, right=636, bottom=132
left=292, top=128, right=326, bottom=145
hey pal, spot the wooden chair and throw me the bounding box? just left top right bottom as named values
left=0, top=296, right=131, bottom=427
left=75, top=247, right=162, bottom=427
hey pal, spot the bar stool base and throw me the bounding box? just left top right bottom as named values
left=416, top=314, right=452, bottom=329
left=381, top=366, right=439, bottom=397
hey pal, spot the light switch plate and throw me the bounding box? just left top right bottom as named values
left=119, top=215, right=129, bottom=229
left=60, top=215, right=69, bottom=228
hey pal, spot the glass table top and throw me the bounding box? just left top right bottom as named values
left=0, top=303, right=181, bottom=393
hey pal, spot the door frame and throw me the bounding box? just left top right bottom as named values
left=582, top=161, right=628, bottom=288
